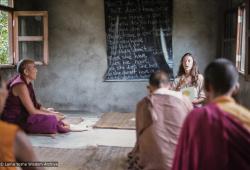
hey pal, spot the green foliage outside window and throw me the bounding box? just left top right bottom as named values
left=0, top=0, right=8, bottom=6
left=0, top=10, right=9, bottom=64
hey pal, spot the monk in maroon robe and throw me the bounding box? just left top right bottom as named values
left=1, top=59, right=69, bottom=134
left=128, top=70, right=193, bottom=170
left=172, top=58, right=250, bottom=170
left=0, top=73, right=44, bottom=170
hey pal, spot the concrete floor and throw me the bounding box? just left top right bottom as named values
left=28, top=112, right=136, bottom=149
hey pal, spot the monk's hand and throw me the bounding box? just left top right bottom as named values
left=55, top=112, right=65, bottom=118
left=49, top=111, right=65, bottom=119
left=56, top=112, right=65, bottom=117
left=55, top=114, right=65, bottom=121
left=47, top=107, right=55, bottom=111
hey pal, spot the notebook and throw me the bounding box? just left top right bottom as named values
left=180, top=86, right=197, bottom=101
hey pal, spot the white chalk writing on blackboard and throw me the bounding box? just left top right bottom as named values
left=104, top=0, right=173, bottom=81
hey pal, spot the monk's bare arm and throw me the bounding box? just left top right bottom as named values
left=13, top=84, right=64, bottom=121
left=14, top=131, right=45, bottom=170
left=12, top=84, right=49, bottom=115
left=12, top=84, right=64, bottom=119
left=40, top=107, right=65, bottom=118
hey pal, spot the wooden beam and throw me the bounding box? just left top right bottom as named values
left=246, top=0, right=250, bottom=80
left=0, top=4, right=14, bottom=11
left=13, top=11, right=48, bottom=16
left=43, top=12, right=48, bottom=65
left=18, top=36, right=43, bottom=41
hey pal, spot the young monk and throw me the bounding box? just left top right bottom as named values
left=1, top=59, right=70, bottom=134
left=172, top=58, right=250, bottom=170
left=0, top=74, right=44, bottom=170
left=128, top=70, right=193, bottom=170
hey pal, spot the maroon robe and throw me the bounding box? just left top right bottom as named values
left=172, top=103, right=250, bottom=170
left=1, top=75, right=69, bottom=134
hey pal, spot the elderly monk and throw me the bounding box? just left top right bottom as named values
left=128, top=70, right=193, bottom=170
left=172, top=58, right=250, bottom=170
left=0, top=74, right=44, bottom=170
left=1, top=59, right=70, bottom=134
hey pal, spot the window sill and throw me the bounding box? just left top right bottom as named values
left=0, top=64, right=15, bottom=69
left=0, top=61, right=46, bottom=69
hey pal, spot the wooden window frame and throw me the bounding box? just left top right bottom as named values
left=245, top=0, right=250, bottom=80
left=223, top=0, right=250, bottom=81
left=13, top=11, right=48, bottom=65
left=236, top=4, right=246, bottom=74
left=0, top=0, right=48, bottom=67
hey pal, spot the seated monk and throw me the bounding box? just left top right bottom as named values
left=0, top=74, right=44, bottom=170
left=128, top=70, right=193, bottom=170
left=1, top=59, right=70, bottom=134
left=172, top=58, right=250, bottom=170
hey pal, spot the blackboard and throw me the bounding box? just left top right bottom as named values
left=104, top=0, right=173, bottom=81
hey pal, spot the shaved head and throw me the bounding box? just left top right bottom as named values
left=204, top=58, right=239, bottom=95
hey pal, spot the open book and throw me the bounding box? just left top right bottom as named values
left=180, top=86, right=197, bottom=101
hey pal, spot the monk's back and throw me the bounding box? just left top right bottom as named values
left=138, top=92, right=192, bottom=170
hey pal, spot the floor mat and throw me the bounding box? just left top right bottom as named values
left=34, top=146, right=131, bottom=170
left=93, top=112, right=135, bottom=130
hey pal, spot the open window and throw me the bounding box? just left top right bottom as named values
left=236, top=4, right=246, bottom=74
left=223, top=10, right=237, bottom=63
left=235, top=1, right=250, bottom=80
left=236, top=0, right=250, bottom=80
left=13, top=11, right=48, bottom=65
left=0, top=0, right=48, bottom=67
left=223, top=0, right=250, bottom=81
